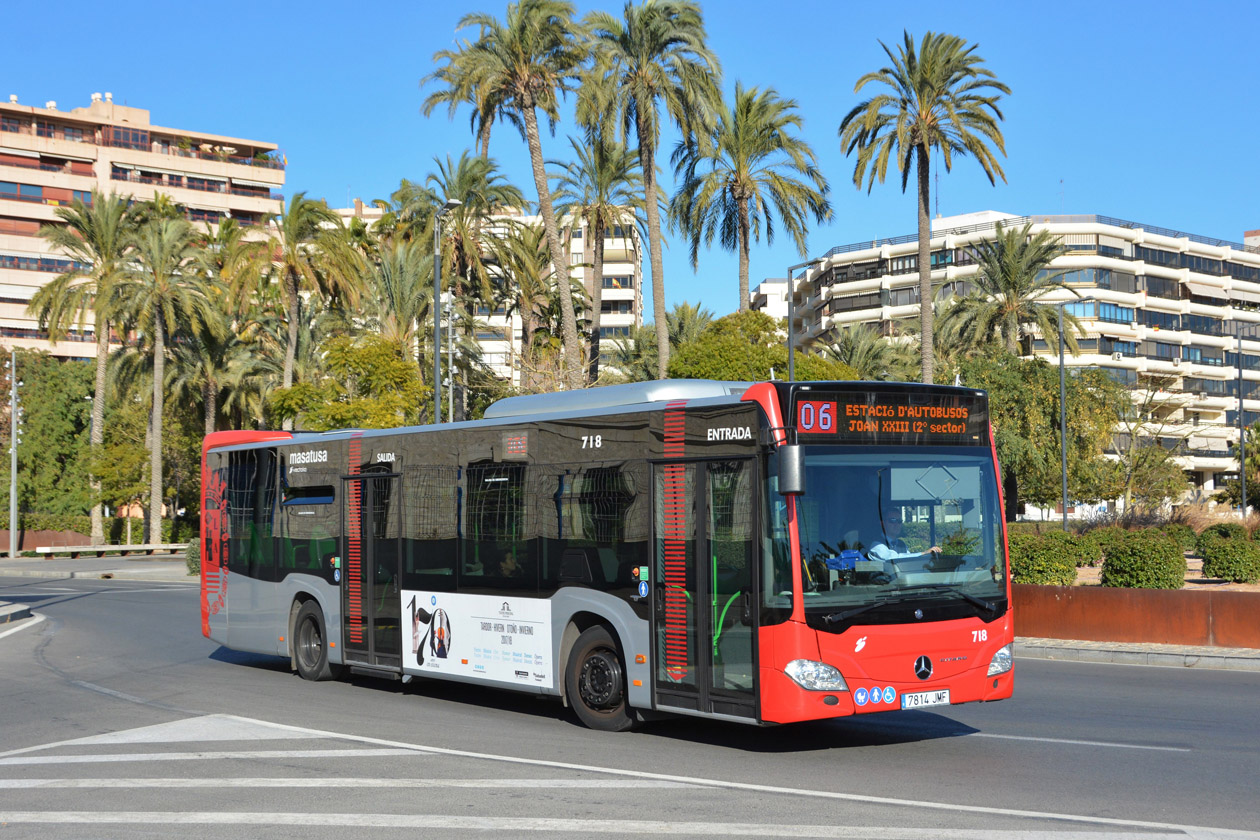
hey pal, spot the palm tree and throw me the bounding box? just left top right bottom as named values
left=494, top=222, right=553, bottom=390
left=436, top=0, right=589, bottom=389
left=29, top=189, right=134, bottom=544
left=550, top=135, right=644, bottom=383
left=671, top=81, right=831, bottom=312
left=255, top=193, right=362, bottom=427
left=822, top=323, right=916, bottom=381
left=838, top=31, right=1010, bottom=385
left=941, top=221, right=1083, bottom=354
left=666, top=300, right=714, bottom=346
left=423, top=39, right=523, bottom=158
left=606, top=301, right=713, bottom=382
left=588, top=0, right=721, bottom=378
left=112, top=217, right=218, bottom=543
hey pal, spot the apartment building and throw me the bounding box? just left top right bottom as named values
left=774, top=211, right=1260, bottom=496
left=1, top=93, right=285, bottom=359
left=338, top=201, right=644, bottom=386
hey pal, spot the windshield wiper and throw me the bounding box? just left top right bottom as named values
left=895, top=583, right=997, bottom=613
left=823, top=598, right=891, bottom=625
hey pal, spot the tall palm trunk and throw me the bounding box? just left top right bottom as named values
left=916, top=144, right=934, bottom=385
left=522, top=104, right=582, bottom=390
left=90, top=322, right=108, bottom=544
left=588, top=217, right=606, bottom=384
left=282, top=269, right=300, bottom=430
left=636, top=112, right=669, bottom=379
left=148, top=316, right=165, bottom=545
left=737, top=198, right=751, bottom=313
left=203, top=379, right=216, bottom=438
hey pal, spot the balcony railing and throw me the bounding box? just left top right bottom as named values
left=1, top=119, right=285, bottom=170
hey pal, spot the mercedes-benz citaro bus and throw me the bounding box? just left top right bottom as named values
left=200, top=379, right=1013, bottom=731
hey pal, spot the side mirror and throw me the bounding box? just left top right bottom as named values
left=778, top=444, right=805, bottom=496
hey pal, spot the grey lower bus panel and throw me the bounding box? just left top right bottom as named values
left=549, top=587, right=651, bottom=709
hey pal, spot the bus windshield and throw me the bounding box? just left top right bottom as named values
left=771, top=446, right=1006, bottom=626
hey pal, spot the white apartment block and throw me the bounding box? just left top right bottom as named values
left=1, top=93, right=285, bottom=359
left=749, top=278, right=790, bottom=322
left=775, top=211, right=1260, bottom=497
left=339, top=200, right=644, bottom=387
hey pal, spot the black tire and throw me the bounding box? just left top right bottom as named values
left=293, top=600, right=336, bottom=681
left=565, top=625, right=635, bottom=732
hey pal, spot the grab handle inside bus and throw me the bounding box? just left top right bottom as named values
left=778, top=444, right=805, bottom=496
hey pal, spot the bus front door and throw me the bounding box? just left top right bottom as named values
left=341, top=472, right=402, bottom=670
left=652, top=459, right=757, bottom=720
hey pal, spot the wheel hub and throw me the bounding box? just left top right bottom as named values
left=579, top=650, right=623, bottom=709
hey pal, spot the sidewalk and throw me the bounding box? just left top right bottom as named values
left=1, top=554, right=1259, bottom=672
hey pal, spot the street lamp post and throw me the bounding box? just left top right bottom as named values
left=6, top=353, right=20, bottom=558
left=433, top=198, right=461, bottom=423
left=1055, top=298, right=1094, bottom=531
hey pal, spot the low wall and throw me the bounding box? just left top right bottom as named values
left=1014, top=584, right=1260, bottom=649
left=0, top=529, right=90, bottom=553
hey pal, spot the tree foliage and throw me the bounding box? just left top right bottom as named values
left=667, top=310, right=856, bottom=382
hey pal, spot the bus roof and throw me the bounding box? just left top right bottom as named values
left=483, top=379, right=753, bottom=419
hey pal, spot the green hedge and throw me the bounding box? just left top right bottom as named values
left=1100, top=530, right=1186, bottom=589
left=1008, top=533, right=1078, bottom=586
left=184, top=537, right=201, bottom=577
left=1200, top=522, right=1248, bottom=541
left=1036, top=530, right=1103, bottom=567
left=1197, top=534, right=1260, bottom=584
left=1159, top=523, right=1197, bottom=552
left=1088, top=526, right=1129, bottom=562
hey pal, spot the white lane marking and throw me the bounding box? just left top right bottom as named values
left=0, top=778, right=696, bottom=790
left=201, top=714, right=1260, bottom=839
left=0, top=813, right=1232, bottom=838
left=0, top=612, right=44, bottom=641
left=973, top=733, right=1191, bottom=752
left=0, top=749, right=421, bottom=766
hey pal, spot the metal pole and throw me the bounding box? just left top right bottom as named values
left=1239, top=329, right=1247, bottom=516
left=447, top=297, right=454, bottom=424
left=433, top=213, right=442, bottom=424
left=787, top=263, right=795, bottom=381
left=1059, top=305, right=1068, bottom=532
left=8, top=353, right=17, bottom=559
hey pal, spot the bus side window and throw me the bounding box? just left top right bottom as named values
left=401, top=466, right=458, bottom=592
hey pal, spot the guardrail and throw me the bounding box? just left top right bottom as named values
left=35, top=543, right=188, bottom=560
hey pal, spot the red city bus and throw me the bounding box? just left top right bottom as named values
left=201, top=379, right=1012, bottom=730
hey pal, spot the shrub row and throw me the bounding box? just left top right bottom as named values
left=1009, top=527, right=1186, bottom=589
left=1098, top=530, right=1186, bottom=589
left=1196, top=534, right=1260, bottom=584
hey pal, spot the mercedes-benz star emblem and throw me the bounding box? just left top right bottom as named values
left=914, top=655, right=933, bottom=680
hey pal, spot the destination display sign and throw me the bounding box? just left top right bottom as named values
left=793, top=390, right=987, bottom=446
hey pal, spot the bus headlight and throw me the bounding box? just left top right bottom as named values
left=784, top=659, right=849, bottom=691
left=987, top=644, right=1013, bottom=676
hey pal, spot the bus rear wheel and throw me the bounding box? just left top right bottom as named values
left=566, top=625, right=634, bottom=732
left=294, top=601, right=336, bottom=682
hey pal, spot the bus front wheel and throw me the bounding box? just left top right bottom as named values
left=294, top=601, right=336, bottom=682
left=566, top=625, right=635, bottom=732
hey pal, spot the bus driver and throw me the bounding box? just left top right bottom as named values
left=867, top=509, right=941, bottom=575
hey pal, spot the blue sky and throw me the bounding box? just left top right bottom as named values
left=4, top=0, right=1258, bottom=316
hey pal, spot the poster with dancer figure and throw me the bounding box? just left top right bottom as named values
left=403, top=591, right=552, bottom=686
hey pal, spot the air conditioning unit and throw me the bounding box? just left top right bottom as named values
left=1111, top=352, right=1124, bottom=362
left=1172, top=357, right=1182, bottom=366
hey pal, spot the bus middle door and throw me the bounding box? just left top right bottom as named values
left=652, top=458, right=757, bottom=720
left=341, top=470, right=402, bottom=670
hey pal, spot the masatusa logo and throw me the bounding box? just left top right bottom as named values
left=288, top=449, right=329, bottom=465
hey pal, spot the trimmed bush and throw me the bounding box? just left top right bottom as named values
left=1198, top=534, right=1260, bottom=584
left=1100, top=530, right=1186, bottom=589
left=1006, top=521, right=1047, bottom=537
left=1089, top=526, right=1129, bottom=562
left=1201, top=522, right=1247, bottom=541
left=184, top=538, right=201, bottom=577
left=1159, top=523, right=1196, bottom=553
left=1008, top=533, right=1078, bottom=586
left=1037, top=530, right=1103, bottom=567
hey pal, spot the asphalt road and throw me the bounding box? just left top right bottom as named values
left=2, top=575, right=1258, bottom=840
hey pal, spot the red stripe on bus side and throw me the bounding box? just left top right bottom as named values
left=347, top=436, right=364, bottom=644
left=662, top=404, right=688, bottom=677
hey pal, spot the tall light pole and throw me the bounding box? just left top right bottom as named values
left=1234, top=323, right=1260, bottom=516
left=1055, top=297, right=1093, bottom=531
left=433, top=198, right=461, bottom=423
left=6, top=353, right=21, bottom=558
